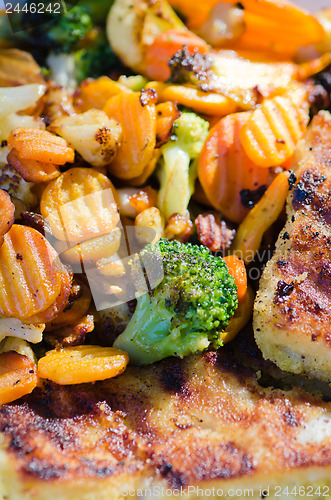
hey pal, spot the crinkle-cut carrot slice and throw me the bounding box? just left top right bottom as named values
left=0, top=351, right=38, bottom=405
left=145, top=81, right=237, bottom=116
left=73, top=76, right=131, bottom=113
left=38, top=346, right=129, bottom=385
left=144, top=28, right=209, bottom=81
left=104, top=91, right=156, bottom=180
left=239, top=96, right=309, bottom=168
left=0, top=189, right=15, bottom=243
left=7, top=148, right=61, bottom=183
left=0, top=225, right=63, bottom=319
left=40, top=167, right=120, bottom=243
left=198, top=112, right=273, bottom=224
left=7, top=127, right=75, bottom=165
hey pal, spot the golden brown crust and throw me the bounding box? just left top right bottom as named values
left=254, top=111, right=331, bottom=381
left=1, top=347, right=331, bottom=496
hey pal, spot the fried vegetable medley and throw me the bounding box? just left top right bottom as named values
left=0, top=0, right=330, bottom=405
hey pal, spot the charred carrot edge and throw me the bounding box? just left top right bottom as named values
left=37, top=346, right=129, bottom=385
left=7, top=148, right=61, bottom=183
left=0, top=351, right=38, bottom=405
left=231, top=170, right=290, bottom=264
left=198, top=112, right=272, bottom=224
left=104, top=92, right=156, bottom=180
left=155, top=102, right=181, bottom=148
left=239, top=96, right=309, bottom=168
left=144, top=28, right=209, bottom=81
left=8, top=128, right=75, bottom=165
left=0, top=189, right=15, bottom=241
left=223, top=255, right=247, bottom=304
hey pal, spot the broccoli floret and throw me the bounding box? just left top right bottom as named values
left=157, top=112, right=209, bottom=220
left=22, top=6, right=93, bottom=54
left=74, top=34, right=119, bottom=83
left=114, top=239, right=238, bottom=365
left=47, top=6, right=93, bottom=53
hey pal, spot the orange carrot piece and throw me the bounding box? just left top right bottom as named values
left=146, top=81, right=237, bottom=116
left=7, top=148, right=61, bottom=183
left=145, top=28, right=209, bottom=81
left=223, top=255, right=247, bottom=303
left=155, top=102, right=180, bottom=148
left=104, top=91, right=157, bottom=180
left=169, top=0, right=324, bottom=49
left=0, top=189, right=15, bottom=242
left=73, top=76, right=130, bottom=113
left=0, top=351, right=38, bottom=405
left=38, top=346, right=129, bottom=385
left=0, top=225, right=64, bottom=319
left=198, top=112, right=273, bottom=224
left=8, top=128, right=75, bottom=165
left=239, top=96, right=309, bottom=168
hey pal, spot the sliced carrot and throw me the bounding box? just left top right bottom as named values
left=239, top=96, right=309, bottom=168
left=146, top=81, right=237, bottom=116
left=73, top=76, right=130, bottom=113
left=0, top=351, right=38, bottom=405
left=7, top=148, right=61, bottom=183
left=198, top=112, right=273, bottom=224
left=104, top=91, right=157, bottom=180
left=155, top=102, right=180, bottom=148
left=145, top=28, right=209, bottom=81
left=0, top=225, right=65, bottom=320
left=7, top=128, right=75, bottom=165
left=169, top=0, right=324, bottom=51
left=38, top=346, right=129, bottom=385
left=0, top=189, right=15, bottom=242
left=223, top=255, right=247, bottom=304
left=40, top=167, right=120, bottom=243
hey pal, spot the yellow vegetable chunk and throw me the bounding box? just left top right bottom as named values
left=40, top=167, right=120, bottom=243
left=231, top=170, right=291, bottom=263
left=38, top=346, right=129, bottom=385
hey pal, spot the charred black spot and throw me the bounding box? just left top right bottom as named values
left=318, top=263, right=331, bottom=286
left=240, top=185, right=267, bottom=209
left=275, top=280, right=294, bottom=304
left=292, top=170, right=326, bottom=210
left=283, top=409, right=299, bottom=428
left=288, top=170, right=296, bottom=189
left=139, top=88, right=157, bottom=107
left=160, top=358, right=187, bottom=394
left=168, top=46, right=213, bottom=86
left=24, top=458, right=68, bottom=480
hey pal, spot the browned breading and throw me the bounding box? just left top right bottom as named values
left=1, top=345, right=331, bottom=499
left=254, top=111, right=331, bottom=382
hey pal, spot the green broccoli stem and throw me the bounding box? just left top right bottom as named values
left=114, top=292, right=210, bottom=365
